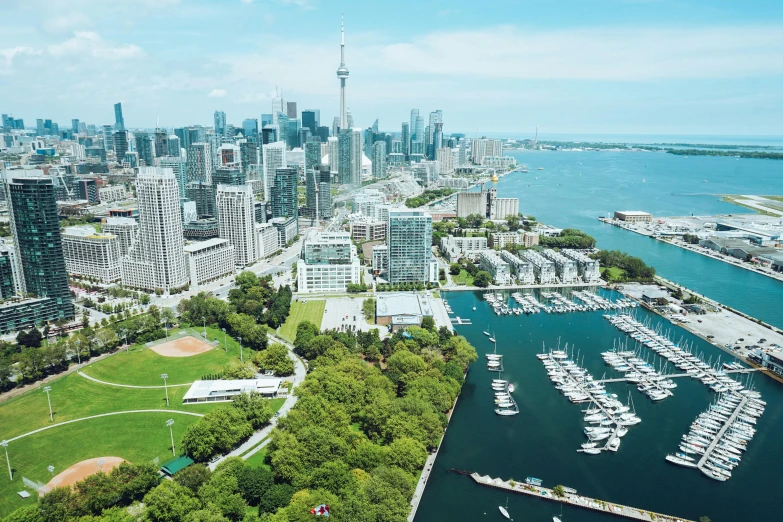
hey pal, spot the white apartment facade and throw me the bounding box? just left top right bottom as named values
left=216, top=184, right=257, bottom=267
left=102, top=217, right=139, bottom=256
left=184, top=238, right=235, bottom=288
left=298, top=231, right=361, bottom=293
left=262, top=141, right=286, bottom=202
left=60, top=226, right=121, bottom=283
left=256, top=224, right=279, bottom=258
left=97, top=185, right=127, bottom=204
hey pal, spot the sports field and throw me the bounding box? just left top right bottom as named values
left=0, top=326, right=270, bottom=516
left=278, top=300, right=325, bottom=341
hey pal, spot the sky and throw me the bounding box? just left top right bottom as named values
left=2, top=0, right=783, bottom=138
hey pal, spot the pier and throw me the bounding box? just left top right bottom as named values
left=696, top=396, right=749, bottom=470
left=595, top=367, right=762, bottom=384
left=464, top=471, right=693, bottom=522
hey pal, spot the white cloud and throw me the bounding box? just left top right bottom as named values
left=375, top=24, right=783, bottom=81
left=41, top=13, right=92, bottom=34
left=208, top=88, right=227, bottom=98
left=48, top=32, right=144, bottom=60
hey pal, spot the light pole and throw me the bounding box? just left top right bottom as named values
left=164, top=320, right=169, bottom=339
left=1, top=440, right=10, bottom=480
left=202, top=316, right=206, bottom=338
left=238, top=337, right=243, bottom=362
left=166, top=419, right=175, bottom=456
left=222, top=328, right=227, bottom=352
left=121, top=329, right=129, bottom=354
left=74, top=339, right=81, bottom=365
left=161, top=374, right=169, bottom=406
left=43, top=386, right=53, bottom=421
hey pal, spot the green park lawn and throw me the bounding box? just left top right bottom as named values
left=278, top=300, right=325, bottom=342
left=0, top=412, right=202, bottom=517
left=82, top=327, right=242, bottom=386
left=243, top=447, right=269, bottom=470
left=601, top=266, right=626, bottom=282
left=452, top=269, right=475, bottom=286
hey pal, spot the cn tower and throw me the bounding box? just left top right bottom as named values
left=336, top=15, right=349, bottom=131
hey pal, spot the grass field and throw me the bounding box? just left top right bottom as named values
left=278, top=300, right=325, bottom=342
left=243, top=448, right=269, bottom=470
left=0, top=412, right=202, bottom=517
left=82, top=327, right=242, bottom=385
left=600, top=266, right=626, bottom=282
left=452, top=269, right=475, bottom=286
left=0, top=326, right=281, bottom=516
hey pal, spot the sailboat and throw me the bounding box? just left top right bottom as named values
left=553, top=504, right=563, bottom=522
left=483, top=323, right=491, bottom=336
left=499, top=497, right=512, bottom=520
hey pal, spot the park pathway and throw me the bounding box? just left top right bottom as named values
left=78, top=371, right=193, bottom=388
left=6, top=409, right=204, bottom=443
left=208, top=334, right=307, bottom=470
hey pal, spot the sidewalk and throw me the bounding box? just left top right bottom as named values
left=207, top=334, right=306, bottom=470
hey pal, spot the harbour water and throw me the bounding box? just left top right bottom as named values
left=415, top=150, right=783, bottom=521
left=414, top=290, right=783, bottom=521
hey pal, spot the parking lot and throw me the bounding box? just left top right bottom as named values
left=321, top=297, right=387, bottom=336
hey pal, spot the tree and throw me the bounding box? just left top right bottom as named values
left=258, top=483, right=296, bottom=515
left=385, top=437, right=427, bottom=474
left=448, top=263, right=461, bottom=275
left=39, top=487, right=78, bottom=522
left=253, top=343, right=294, bottom=376
left=16, top=328, right=42, bottom=348
left=420, top=316, right=435, bottom=332
left=175, top=464, right=213, bottom=493
left=553, top=485, right=565, bottom=498
left=236, top=466, right=273, bottom=506
left=294, top=320, right=319, bottom=355
left=465, top=213, right=483, bottom=228
left=143, top=481, right=203, bottom=522
left=198, top=473, right=246, bottom=521
left=232, top=392, right=274, bottom=429
left=362, top=299, right=375, bottom=322
left=473, top=271, right=492, bottom=288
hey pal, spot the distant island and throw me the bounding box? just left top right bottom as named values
left=666, top=149, right=783, bottom=160
left=506, top=140, right=783, bottom=160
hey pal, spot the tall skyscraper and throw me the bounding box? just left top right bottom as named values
left=214, top=111, right=226, bottom=136
left=103, top=125, right=114, bottom=152
left=302, top=110, right=320, bottom=135
left=134, top=132, right=154, bottom=166
left=242, top=119, right=259, bottom=142
left=156, top=155, right=187, bottom=197
left=114, top=102, right=125, bottom=131
left=338, top=130, right=351, bottom=185
left=372, top=141, right=386, bottom=179
left=154, top=130, right=168, bottom=158
left=114, top=130, right=129, bottom=162
left=187, top=143, right=213, bottom=183
left=305, top=166, right=332, bottom=220
left=304, top=137, right=322, bottom=174
left=72, top=119, right=80, bottom=134
left=216, top=184, right=257, bottom=266
left=387, top=209, right=433, bottom=284
left=272, top=91, right=286, bottom=125
left=262, top=141, right=286, bottom=202
left=409, top=110, right=419, bottom=143
left=336, top=16, right=350, bottom=131
left=286, top=102, right=297, bottom=119
left=328, top=137, right=339, bottom=175
left=350, top=128, right=363, bottom=186
left=401, top=122, right=410, bottom=159
left=121, top=168, right=188, bottom=293
left=4, top=174, right=74, bottom=319
left=36, top=119, right=45, bottom=137
left=270, top=168, right=298, bottom=219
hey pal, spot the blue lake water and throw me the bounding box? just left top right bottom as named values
left=415, top=151, right=783, bottom=521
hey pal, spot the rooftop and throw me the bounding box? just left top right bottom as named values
left=376, top=293, right=434, bottom=318
left=183, top=238, right=230, bottom=253
left=182, top=378, right=282, bottom=402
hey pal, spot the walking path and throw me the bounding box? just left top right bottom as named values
left=77, top=371, right=193, bottom=388
left=7, top=409, right=204, bottom=443
left=208, top=334, right=307, bottom=470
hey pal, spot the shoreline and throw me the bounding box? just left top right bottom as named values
left=598, top=218, right=783, bottom=284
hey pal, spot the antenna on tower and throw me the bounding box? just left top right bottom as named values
left=156, top=115, right=160, bottom=130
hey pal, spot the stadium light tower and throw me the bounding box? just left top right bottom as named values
left=222, top=328, right=227, bottom=352
left=43, top=386, right=53, bottom=421
left=238, top=337, right=243, bottom=362
left=166, top=419, right=175, bottom=456
left=1, top=440, right=11, bottom=480
left=161, top=374, right=169, bottom=406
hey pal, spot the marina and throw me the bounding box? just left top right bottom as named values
left=484, top=290, right=637, bottom=316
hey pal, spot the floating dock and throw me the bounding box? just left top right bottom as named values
left=464, top=471, right=693, bottom=522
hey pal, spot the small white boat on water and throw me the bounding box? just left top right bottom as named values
left=499, top=498, right=512, bottom=519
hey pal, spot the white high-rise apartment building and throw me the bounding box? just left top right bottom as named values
left=121, top=167, right=188, bottom=293
left=97, top=185, right=127, bottom=204
left=61, top=226, right=122, bottom=283
left=217, top=184, right=257, bottom=267
left=327, top=137, right=339, bottom=174
left=436, top=148, right=455, bottom=176
left=262, top=141, right=286, bottom=202
left=102, top=217, right=138, bottom=256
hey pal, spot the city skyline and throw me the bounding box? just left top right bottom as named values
left=2, top=0, right=783, bottom=136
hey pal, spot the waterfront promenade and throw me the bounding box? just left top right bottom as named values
left=467, top=472, right=693, bottom=522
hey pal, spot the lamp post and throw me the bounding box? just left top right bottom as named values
left=166, top=419, right=175, bottom=456
left=161, top=374, right=169, bottom=406
left=74, top=339, right=81, bottom=365
left=43, top=386, right=53, bottom=421
left=202, top=316, right=206, bottom=338
left=121, top=329, right=129, bottom=354
left=238, top=337, right=243, bottom=362
left=164, top=320, right=169, bottom=339
left=1, top=440, right=10, bottom=480
left=222, top=328, right=227, bottom=352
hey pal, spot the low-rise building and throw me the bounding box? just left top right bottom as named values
left=270, top=216, right=298, bottom=247
left=183, top=218, right=219, bottom=239
left=61, top=225, right=122, bottom=283
left=499, top=250, right=535, bottom=284
left=184, top=238, right=235, bottom=289
left=0, top=296, right=60, bottom=334
left=478, top=250, right=511, bottom=285
left=614, top=211, right=652, bottom=223
left=350, top=217, right=386, bottom=241
left=519, top=250, right=556, bottom=284
left=256, top=224, right=279, bottom=258
left=376, top=293, right=435, bottom=331
left=98, top=185, right=127, bottom=204
left=182, top=378, right=283, bottom=404
left=541, top=249, right=579, bottom=283
left=298, top=231, right=361, bottom=294
left=561, top=249, right=601, bottom=282
left=489, top=231, right=539, bottom=249
left=440, top=235, right=487, bottom=262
